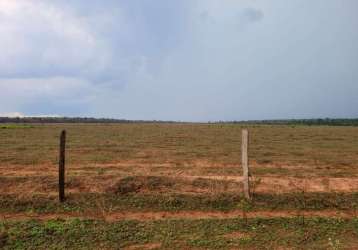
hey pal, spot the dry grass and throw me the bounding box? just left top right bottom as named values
left=0, top=123, right=358, bottom=169
left=1, top=123, right=358, bottom=197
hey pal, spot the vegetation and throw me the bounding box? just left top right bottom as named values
left=1, top=123, right=358, bottom=249
left=1, top=117, right=358, bottom=126
left=1, top=192, right=358, bottom=214
left=1, top=123, right=358, bottom=168
left=0, top=124, right=33, bottom=129
left=234, top=118, right=358, bottom=126
left=1, top=217, right=358, bottom=249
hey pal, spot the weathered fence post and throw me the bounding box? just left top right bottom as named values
left=59, top=130, right=66, bottom=202
left=242, top=129, right=251, bottom=199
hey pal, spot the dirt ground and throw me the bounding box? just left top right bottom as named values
left=1, top=161, right=358, bottom=195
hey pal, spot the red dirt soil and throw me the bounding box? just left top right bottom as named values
left=1, top=210, right=356, bottom=222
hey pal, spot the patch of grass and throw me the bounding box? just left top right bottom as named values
left=0, top=193, right=240, bottom=213
left=0, top=124, right=33, bottom=129
left=111, top=176, right=176, bottom=195
left=1, top=217, right=358, bottom=249
left=254, top=192, right=358, bottom=211
left=1, top=193, right=358, bottom=214
left=0, top=230, right=8, bottom=249
left=191, top=177, right=233, bottom=191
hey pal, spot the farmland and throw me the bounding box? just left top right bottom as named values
left=1, top=123, right=358, bottom=249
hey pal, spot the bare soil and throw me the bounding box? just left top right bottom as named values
left=1, top=209, right=356, bottom=222
left=1, top=160, right=358, bottom=196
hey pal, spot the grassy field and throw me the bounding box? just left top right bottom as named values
left=1, top=123, right=358, bottom=249
left=2, top=218, right=358, bottom=249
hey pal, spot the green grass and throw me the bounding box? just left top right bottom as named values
left=1, top=192, right=357, bottom=214
left=1, top=217, right=358, bottom=249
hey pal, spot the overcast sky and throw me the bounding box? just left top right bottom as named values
left=0, top=0, right=357, bottom=121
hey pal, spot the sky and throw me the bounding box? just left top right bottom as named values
left=0, top=0, right=357, bottom=121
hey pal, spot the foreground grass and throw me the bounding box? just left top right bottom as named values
left=1, top=192, right=357, bottom=214
left=1, top=217, right=358, bottom=249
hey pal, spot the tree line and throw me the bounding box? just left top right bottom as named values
left=0, top=117, right=358, bottom=126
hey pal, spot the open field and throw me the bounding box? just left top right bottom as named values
left=1, top=123, right=358, bottom=249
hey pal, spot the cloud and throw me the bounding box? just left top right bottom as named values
left=0, top=76, right=100, bottom=116
left=0, top=112, right=61, bottom=118
left=0, top=0, right=161, bottom=101
left=0, top=0, right=357, bottom=121
left=240, top=8, right=264, bottom=23
left=0, top=112, right=25, bottom=118
left=0, top=0, right=142, bottom=116
left=0, top=0, right=123, bottom=81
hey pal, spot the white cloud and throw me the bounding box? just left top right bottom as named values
left=0, top=0, right=118, bottom=80
left=0, top=112, right=25, bottom=118
left=0, top=112, right=61, bottom=118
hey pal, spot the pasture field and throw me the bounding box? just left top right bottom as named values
left=1, top=123, right=358, bottom=249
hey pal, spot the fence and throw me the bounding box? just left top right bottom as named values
left=57, top=129, right=252, bottom=202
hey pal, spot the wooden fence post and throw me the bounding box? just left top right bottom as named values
left=242, top=129, right=251, bottom=199
left=59, top=130, right=66, bottom=202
